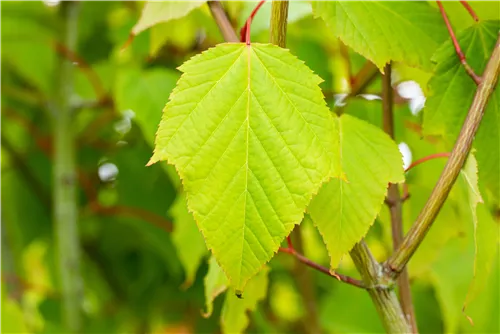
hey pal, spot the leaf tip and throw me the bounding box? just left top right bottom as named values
left=146, top=156, right=157, bottom=167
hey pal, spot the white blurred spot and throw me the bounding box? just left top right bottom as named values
left=334, top=93, right=348, bottom=107
left=98, top=163, right=119, bottom=182
left=116, top=140, right=128, bottom=147
left=44, top=0, right=60, bottom=7
left=398, top=142, right=412, bottom=171
left=359, top=94, right=382, bottom=101
left=114, top=109, right=136, bottom=135
left=397, top=81, right=426, bottom=115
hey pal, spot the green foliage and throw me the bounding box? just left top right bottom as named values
left=149, top=43, right=340, bottom=290
left=309, top=114, right=404, bottom=269
left=131, top=1, right=206, bottom=36
left=2, top=1, right=499, bottom=333
left=423, top=20, right=500, bottom=207
left=312, top=1, right=448, bottom=69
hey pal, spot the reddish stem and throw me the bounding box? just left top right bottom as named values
left=279, top=247, right=366, bottom=289
left=436, top=1, right=481, bottom=85
left=286, top=235, right=294, bottom=250
left=459, top=1, right=479, bottom=22
left=239, top=0, right=266, bottom=44
left=405, top=152, right=451, bottom=172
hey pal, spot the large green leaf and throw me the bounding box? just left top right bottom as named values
left=311, top=1, right=447, bottom=69
left=148, top=43, right=340, bottom=290
left=308, top=114, right=404, bottom=269
left=423, top=20, right=500, bottom=207
left=221, top=267, right=269, bottom=334
left=131, top=1, right=206, bottom=36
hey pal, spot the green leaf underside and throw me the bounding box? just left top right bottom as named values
left=461, top=154, right=498, bottom=312
left=221, top=267, right=270, bottom=334
left=312, top=1, right=447, bottom=70
left=149, top=43, right=340, bottom=290
left=308, top=115, right=404, bottom=269
left=203, top=256, right=229, bottom=318
left=424, top=20, right=500, bottom=207
left=171, top=193, right=207, bottom=288
left=131, top=1, right=206, bottom=36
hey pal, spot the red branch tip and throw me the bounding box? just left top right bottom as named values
left=436, top=1, right=481, bottom=84
left=405, top=152, right=451, bottom=172
left=459, top=1, right=479, bottom=22
left=240, top=0, right=266, bottom=44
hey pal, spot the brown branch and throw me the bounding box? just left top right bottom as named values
left=382, top=63, right=418, bottom=333
left=207, top=1, right=239, bottom=43
left=385, top=34, right=500, bottom=278
left=288, top=228, right=321, bottom=334
left=88, top=202, right=173, bottom=233
left=52, top=40, right=109, bottom=102
left=279, top=247, right=366, bottom=289
left=437, top=1, right=481, bottom=85
left=350, top=61, right=379, bottom=96
left=350, top=242, right=411, bottom=333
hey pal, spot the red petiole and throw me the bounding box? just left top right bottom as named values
left=240, top=0, right=266, bottom=44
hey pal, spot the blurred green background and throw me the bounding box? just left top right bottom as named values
left=1, top=1, right=498, bottom=333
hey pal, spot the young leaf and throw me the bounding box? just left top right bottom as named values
left=461, top=154, right=498, bottom=315
left=221, top=267, right=270, bottom=334
left=311, top=1, right=447, bottom=70
left=131, top=1, right=206, bottom=36
left=308, top=114, right=404, bottom=269
left=423, top=20, right=500, bottom=208
left=149, top=43, right=340, bottom=290
left=171, top=193, right=207, bottom=288
left=203, top=256, right=229, bottom=318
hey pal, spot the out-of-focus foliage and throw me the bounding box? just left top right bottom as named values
left=1, top=1, right=499, bottom=333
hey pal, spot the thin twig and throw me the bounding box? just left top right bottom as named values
left=460, top=1, right=479, bottom=22
left=207, top=1, right=239, bottom=43
left=405, top=152, right=451, bottom=172
left=382, top=63, right=418, bottom=333
left=350, top=61, right=379, bottom=96
left=279, top=247, right=366, bottom=289
left=385, top=34, right=500, bottom=278
left=437, top=1, right=481, bottom=85
left=53, top=40, right=109, bottom=101
left=289, top=228, right=321, bottom=334
left=88, top=202, right=173, bottom=233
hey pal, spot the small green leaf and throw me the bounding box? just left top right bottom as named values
left=171, top=193, right=207, bottom=288
left=309, top=114, right=404, bottom=269
left=221, top=266, right=269, bottom=334
left=461, top=154, right=498, bottom=316
left=131, top=1, right=206, bottom=36
left=423, top=20, right=500, bottom=208
left=312, top=1, right=447, bottom=69
left=203, top=256, right=228, bottom=318
left=149, top=43, right=340, bottom=290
